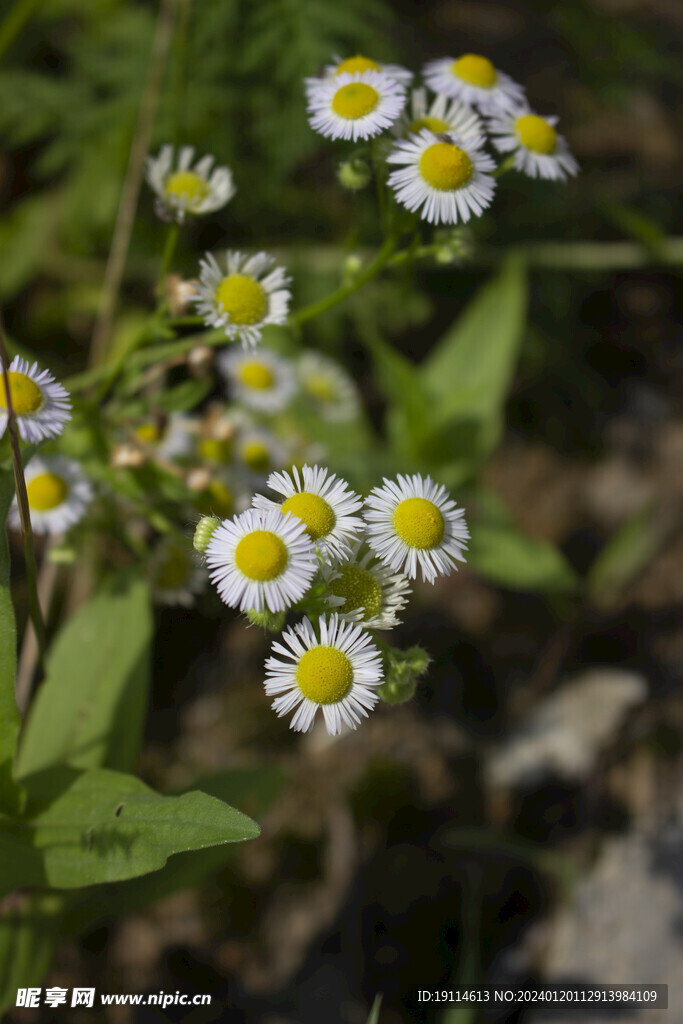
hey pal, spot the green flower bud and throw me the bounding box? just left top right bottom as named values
left=338, top=158, right=372, bottom=192
left=47, top=544, right=78, bottom=565
left=378, top=645, right=431, bottom=705
left=246, top=608, right=286, bottom=633
left=193, top=515, right=220, bottom=554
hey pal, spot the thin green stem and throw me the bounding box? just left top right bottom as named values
left=0, top=318, right=46, bottom=682
left=159, top=222, right=180, bottom=285
left=493, top=154, right=516, bottom=178
left=291, top=232, right=399, bottom=328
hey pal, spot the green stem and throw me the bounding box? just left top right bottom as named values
left=493, top=154, right=516, bottom=178
left=0, top=0, right=40, bottom=62
left=0, top=321, right=46, bottom=681
left=291, top=233, right=398, bottom=328
left=159, top=222, right=180, bottom=284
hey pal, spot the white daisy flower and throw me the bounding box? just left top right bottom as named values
left=315, top=53, right=413, bottom=88
left=0, top=356, right=71, bottom=443
left=264, top=613, right=384, bottom=735
left=320, top=541, right=411, bottom=630
left=151, top=538, right=207, bottom=607
left=387, top=128, right=496, bottom=225
left=9, top=455, right=92, bottom=536
left=393, top=86, right=483, bottom=142
left=206, top=506, right=316, bottom=613
left=306, top=70, right=407, bottom=142
left=298, top=351, right=360, bottom=422
left=145, top=145, right=236, bottom=221
left=423, top=54, right=525, bottom=114
left=194, top=250, right=292, bottom=349
left=235, top=427, right=287, bottom=478
left=363, top=473, right=469, bottom=584
left=252, top=464, right=364, bottom=564
left=217, top=348, right=297, bottom=413
left=488, top=105, right=579, bottom=181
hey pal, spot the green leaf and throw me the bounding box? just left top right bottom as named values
left=419, top=255, right=528, bottom=459
left=57, top=765, right=286, bottom=933
left=366, top=994, right=383, bottom=1024
left=586, top=504, right=666, bottom=608
left=359, top=324, right=431, bottom=458
left=15, top=571, right=152, bottom=779
left=0, top=894, right=63, bottom=1016
left=0, top=766, right=260, bottom=895
left=155, top=378, right=213, bottom=414
left=0, top=467, right=20, bottom=814
left=467, top=487, right=578, bottom=592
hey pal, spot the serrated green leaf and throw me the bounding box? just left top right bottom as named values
left=15, top=571, right=152, bottom=778
left=0, top=766, right=259, bottom=895
left=467, top=486, right=578, bottom=592
left=0, top=468, right=20, bottom=814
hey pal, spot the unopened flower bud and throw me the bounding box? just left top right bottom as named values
left=246, top=608, right=287, bottom=633
left=193, top=515, right=220, bottom=553
left=186, top=466, right=212, bottom=492
left=343, top=254, right=363, bottom=281
left=378, top=645, right=431, bottom=705
left=165, top=274, right=200, bottom=317
left=111, top=443, right=146, bottom=469
left=187, top=343, right=214, bottom=378
left=47, top=544, right=78, bottom=565
left=338, top=158, right=372, bottom=192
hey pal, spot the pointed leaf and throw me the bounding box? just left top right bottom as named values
left=467, top=486, right=578, bottom=592
left=0, top=767, right=260, bottom=895
left=15, top=571, right=152, bottom=778
left=420, top=256, right=527, bottom=457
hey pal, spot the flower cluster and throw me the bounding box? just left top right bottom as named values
left=0, top=356, right=93, bottom=539
left=305, top=50, right=578, bottom=225
left=196, top=465, right=469, bottom=735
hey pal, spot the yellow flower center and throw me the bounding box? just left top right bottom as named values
left=157, top=546, right=190, bottom=589
left=515, top=114, right=557, bottom=154
left=281, top=492, right=335, bottom=541
left=332, top=82, right=379, bottom=120
left=242, top=441, right=271, bottom=473
left=164, top=171, right=211, bottom=210
left=335, top=55, right=381, bottom=75
left=419, top=142, right=473, bottom=190
left=234, top=529, right=288, bottom=581
left=452, top=54, right=497, bottom=88
left=296, top=646, right=354, bottom=704
left=330, top=565, right=383, bottom=621
left=406, top=115, right=451, bottom=136
left=26, top=472, right=68, bottom=511
left=135, top=423, right=160, bottom=445
left=237, top=361, right=274, bottom=390
left=0, top=372, right=43, bottom=415
left=199, top=437, right=232, bottom=463
left=393, top=497, right=445, bottom=549
left=195, top=481, right=233, bottom=518
left=304, top=373, right=337, bottom=402
left=216, top=275, right=268, bottom=325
